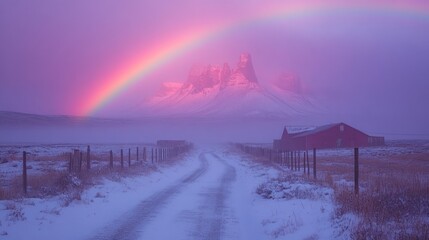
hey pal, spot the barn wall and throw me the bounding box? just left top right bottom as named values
left=273, top=123, right=384, bottom=150
left=307, top=125, right=370, bottom=148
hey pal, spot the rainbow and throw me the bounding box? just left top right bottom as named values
left=80, top=1, right=429, bottom=116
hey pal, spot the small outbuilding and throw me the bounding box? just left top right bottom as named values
left=273, top=122, right=384, bottom=151
left=156, top=140, right=187, bottom=147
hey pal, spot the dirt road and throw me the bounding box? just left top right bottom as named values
left=91, top=151, right=236, bottom=240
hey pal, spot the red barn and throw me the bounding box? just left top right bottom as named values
left=273, top=123, right=384, bottom=150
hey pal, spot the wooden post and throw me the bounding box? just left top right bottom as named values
left=294, top=151, right=296, bottom=171
left=305, top=150, right=310, bottom=176
left=79, top=151, right=83, bottom=172
left=354, top=148, right=359, bottom=194
left=137, top=147, right=139, bottom=162
left=292, top=151, right=295, bottom=170
left=128, top=148, right=131, bottom=167
left=291, top=151, right=294, bottom=170
left=303, top=151, right=306, bottom=173
left=151, top=148, right=154, bottom=163
left=73, top=149, right=79, bottom=171
left=155, top=148, right=158, bottom=162
left=298, top=151, right=301, bottom=171
left=69, top=152, right=72, bottom=172
left=286, top=151, right=289, bottom=168
left=86, top=145, right=90, bottom=170
left=109, top=150, right=113, bottom=169
left=313, top=148, right=317, bottom=179
left=23, top=151, right=27, bottom=194
left=71, top=151, right=75, bottom=171
left=163, top=148, right=165, bottom=161
left=121, top=149, right=124, bottom=168
left=295, top=151, right=298, bottom=171
left=143, top=147, right=147, bottom=162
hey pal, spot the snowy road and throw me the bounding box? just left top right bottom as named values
left=91, top=151, right=236, bottom=240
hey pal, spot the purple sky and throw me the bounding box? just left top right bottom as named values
left=1, top=0, right=429, bottom=137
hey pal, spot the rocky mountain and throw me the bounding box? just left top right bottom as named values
left=143, top=53, right=316, bottom=118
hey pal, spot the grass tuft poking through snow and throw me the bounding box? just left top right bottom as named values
left=333, top=175, right=429, bottom=240
left=256, top=174, right=332, bottom=201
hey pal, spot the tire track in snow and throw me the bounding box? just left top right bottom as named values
left=192, top=153, right=236, bottom=240
left=90, top=153, right=209, bottom=240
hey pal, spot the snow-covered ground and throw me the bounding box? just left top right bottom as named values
left=0, top=143, right=155, bottom=188
left=0, top=144, right=339, bottom=239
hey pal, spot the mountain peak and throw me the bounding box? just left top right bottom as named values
left=236, top=52, right=258, bottom=83
left=142, top=53, right=315, bottom=118
left=182, top=53, right=259, bottom=94
left=220, top=52, right=258, bottom=89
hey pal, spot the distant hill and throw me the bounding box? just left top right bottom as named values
left=0, top=111, right=125, bottom=127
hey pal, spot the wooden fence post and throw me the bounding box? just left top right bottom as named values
left=73, top=149, right=79, bottom=172
left=151, top=148, right=154, bottom=164
left=121, top=149, right=124, bottom=168
left=292, top=151, right=296, bottom=170
left=295, top=151, right=298, bottom=171
left=137, top=147, right=139, bottom=162
left=143, top=147, right=147, bottom=162
left=155, top=148, right=158, bottom=162
left=298, top=151, right=301, bottom=171
left=109, top=150, right=113, bottom=169
left=313, top=148, right=317, bottom=179
left=291, top=151, right=293, bottom=170
left=354, top=148, right=359, bottom=194
left=305, top=149, right=310, bottom=176
left=303, top=151, right=306, bottom=174
left=23, top=151, right=27, bottom=194
left=128, top=148, right=131, bottom=167
left=162, top=148, right=165, bottom=161
left=86, top=145, right=91, bottom=170
left=79, top=151, right=83, bottom=172
left=71, top=151, right=75, bottom=171
left=69, top=152, right=72, bottom=172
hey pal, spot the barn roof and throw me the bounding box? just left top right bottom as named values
left=290, top=122, right=371, bottom=138
left=293, top=123, right=343, bottom=137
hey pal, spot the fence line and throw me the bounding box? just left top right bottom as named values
left=18, top=142, right=192, bottom=195
left=236, top=143, right=360, bottom=194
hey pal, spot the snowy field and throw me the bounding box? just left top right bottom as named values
left=0, top=144, right=338, bottom=239
left=0, top=141, right=428, bottom=239
left=0, top=143, right=155, bottom=189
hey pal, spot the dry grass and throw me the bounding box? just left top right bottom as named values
left=333, top=174, right=429, bottom=239
left=315, top=150, right=429, bottom=239
left=0, top=146, right=191, bottom=201
left=238, top=142, right=429, bottom=239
